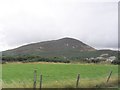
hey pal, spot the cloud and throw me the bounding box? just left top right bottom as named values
left=0, top=0, right=118, bottom=51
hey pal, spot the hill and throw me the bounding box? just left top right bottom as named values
left=2, top=37, right=95, bottom=56
left=2, top=37, right=119, bottom=63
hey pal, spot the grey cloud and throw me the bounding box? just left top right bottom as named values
left=0, top=0, right=118, bottom=51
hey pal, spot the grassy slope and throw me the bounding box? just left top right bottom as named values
left=2, top=63, right=118, bottom=88
left=2, top=50, right=118, bottom=62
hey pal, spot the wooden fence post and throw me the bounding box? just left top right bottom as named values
left=40, top=74, right=42, bottom=90
left=76, top=74, right=80, bottom=88
left=33, top=69, right=37, bottom=89
left=106, top=71, right=112, bottom=83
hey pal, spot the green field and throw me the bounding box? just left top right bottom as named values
left=2, top=63, right=118, bottom=88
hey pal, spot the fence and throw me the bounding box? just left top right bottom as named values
left=33, top=70, right=112, bottom=89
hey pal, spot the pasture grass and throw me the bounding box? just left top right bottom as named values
left=0, top=64, right=2, bottom=89
left=2, top=63, right=118, bottom=88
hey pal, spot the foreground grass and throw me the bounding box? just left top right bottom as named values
left=2, top=76, right=118, bottom=88
left=0, top=64, right=2, bottom=89
left=2, top=63, right=118, bottom=88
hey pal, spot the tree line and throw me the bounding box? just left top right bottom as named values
left=2, top=55, right=70, bottom=63
left=1, top=54, right=120, bottom=64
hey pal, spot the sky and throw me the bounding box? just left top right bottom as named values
left=0, top=0, right=119, bottom=51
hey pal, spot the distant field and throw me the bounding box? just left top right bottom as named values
left=2, top=63, right=118, bottom=88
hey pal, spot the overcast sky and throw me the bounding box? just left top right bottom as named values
left=0, top=0, right=119, bottom=51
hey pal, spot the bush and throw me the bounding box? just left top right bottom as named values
left=2, top=61, right=6, bottom=64
left=111, top=60, right=120, bottom=65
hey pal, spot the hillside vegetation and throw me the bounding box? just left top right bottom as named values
left=2, top=37, right=95, bottom=56
left=2, top=37, right=119, bottom=64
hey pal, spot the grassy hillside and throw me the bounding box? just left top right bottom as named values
left=2, top=37, right=95, bottom=56
left=2, top=50, right=118, bottom=63
left=2, top=37, right=119, bottom=64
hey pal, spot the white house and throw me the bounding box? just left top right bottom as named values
left=106, top=56, right=116, bottom=62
